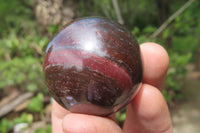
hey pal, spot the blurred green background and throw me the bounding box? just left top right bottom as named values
left=0, top=0, right=199, bottom=132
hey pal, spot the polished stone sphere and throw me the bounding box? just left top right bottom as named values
left=43, top=17, right=142, bottom=116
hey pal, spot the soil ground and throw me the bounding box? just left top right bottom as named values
left=171, top=64, right=200, bottom=133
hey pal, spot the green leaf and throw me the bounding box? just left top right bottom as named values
left=27, top=93, right=44, bottom=112
left=117, top=112, right=126, bottom=122
left=35, top=124, right=52, bottom=133
left=162, top=90, right=172, bottom=102
left=27, top=84, right=38, bottom=92
left=0, top=118, right=14, bottom=133
left=14, top=113, right=33, bottom=124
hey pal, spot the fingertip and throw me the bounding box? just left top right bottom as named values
left=140, top=42, right=169, bottom=90
left=141, top=42, right=169, bottom=67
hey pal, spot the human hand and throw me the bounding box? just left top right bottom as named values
left=51, top=42, right=173, bottom=133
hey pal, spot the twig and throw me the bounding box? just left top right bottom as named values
left=0, top=91, right=20, bottom=107
left=150, top=0, right=195, bottom=38
left=112, top=0, right=124, bottom=25
left=21, top=121, right=46, bottom=133
left=30, top=43, right=43, bottom=55
left=0, top=92, right=34, bottom=118
left=14, top=100, right=30, bottom=112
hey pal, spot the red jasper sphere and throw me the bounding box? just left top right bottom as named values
left=43, top=17, right=143, bottom=116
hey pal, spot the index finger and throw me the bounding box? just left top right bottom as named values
left=140, top=42, right=169, bottom=91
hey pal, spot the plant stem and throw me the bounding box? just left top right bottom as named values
left=151, top=0, right=195, bottom=38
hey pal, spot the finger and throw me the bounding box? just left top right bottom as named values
left=52, top=101, right=70, bottom=133
left=62, top=113, right=122, bottom=133
left=140, top=42, right=169, bottom=91
left=51, top=101, right=117, bottom=133
left=123, top=84, right=173, bottom=133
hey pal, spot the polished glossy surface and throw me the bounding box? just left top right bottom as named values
left=43, top=17, right=142, bottom=116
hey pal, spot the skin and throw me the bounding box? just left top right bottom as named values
left=51, top=42, right=173, bottom=133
